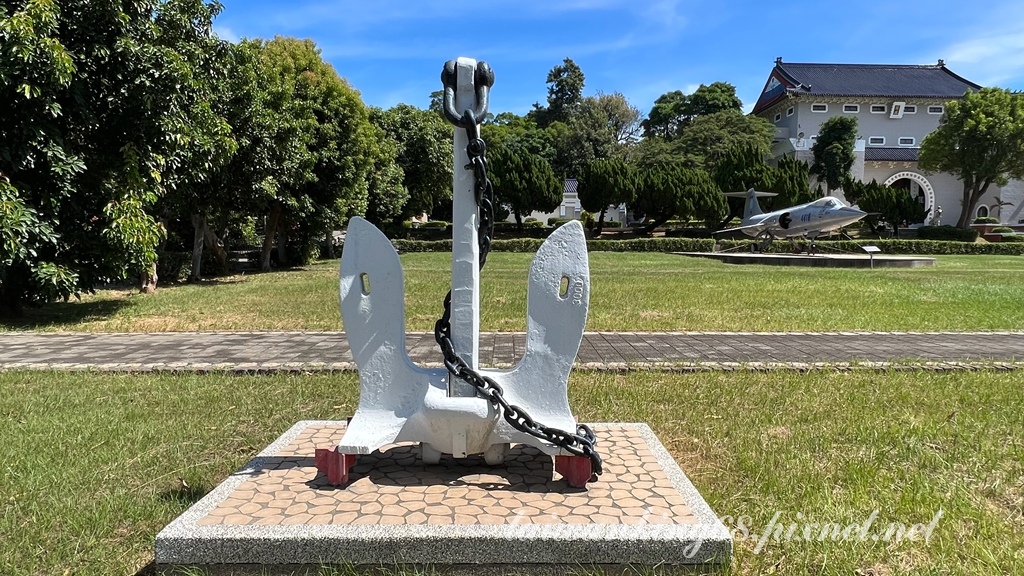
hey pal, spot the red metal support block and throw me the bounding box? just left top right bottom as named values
left=314, top=447, right=358, bottom=486
left=555, top=455, right=593, bottom=488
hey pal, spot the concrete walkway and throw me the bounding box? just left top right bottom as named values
left=1, top=331, right=1021, bottom=372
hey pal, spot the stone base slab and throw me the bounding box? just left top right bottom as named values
left=155, top=421, right=732, bottom=567
left=676, top=251, right=936, bottom=268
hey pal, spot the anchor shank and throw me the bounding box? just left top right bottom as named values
left=449, top=57, right=481, bottom=397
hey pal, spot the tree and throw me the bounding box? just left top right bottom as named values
left=770, top=155, right=814, bottom=209
left=161, top=35, right=245, bottom=283
left=710, top=146, right=776, bottom=228
left=530, top=58, right=585, bottom=128
left=810, top=116, right=858, bottom=194
left=637, top=111, right=774, bottom=171
left=592, top=92, right=642, bottom=146
left=362, top=124, right=407, bottom=229
left=370, top=104, right=453, bottom=219
left=482, top=113, right=553, bottom=161
left=488, top=146, right=562, bottom=230
left=255, top=37, right=376, bottom=270
left=577, top=159, right=637, bottom=233
left=642, top=83, right=743, bottom=139
left=632, top=165, right=724, bottom=232
left=1, top=0, right=230, bottom=313
left=852, top=180, right=927, bottom=238
left=919, top=88, right=1024, bottom=228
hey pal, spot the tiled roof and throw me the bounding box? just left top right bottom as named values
left=864, top=147, right=920, bottom=162
left=564, top=178, right=578, bottom=195
left=753, top=61, right=980, bottom=114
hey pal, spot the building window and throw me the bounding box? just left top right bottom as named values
left=890, top=102, right=906, bottom=118
left=774, top=112, right=782, bottom=122
left=977, top=205, right=989, bottom=218
left=811, top=103, right=828, bottom=113
left=928, top=105, right=944, bottom=114
left=898, top=137, right=916, bottom=146
left=868, top=136, right=886, bottom=145
left=870, top=104, right=886, bottom=113
left=843, top=104, right=860, bottom=113
left=904, top=105, right=917, bottom=114
left=560, top=205, right=566, bottom=217
left=787, top=107, right=794, bottom=117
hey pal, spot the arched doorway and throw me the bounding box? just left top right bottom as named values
left=884, top=171, right=935, bottom=224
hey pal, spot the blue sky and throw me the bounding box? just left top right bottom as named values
left=213, top=0, right=1024, bottom=116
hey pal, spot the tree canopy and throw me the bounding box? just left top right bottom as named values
left=810, top=116, right=858, bottom=194
left=919, top=88, right=1024, bottom=228
left=632, top=165, right=724, bottom=232
left=642, top=83, right=743, bottom=140
left=488, top=146, right=562, bottom=230
left=370, top=104, right=454, bottom=219
left=577, top=159, right=637, bottom=232
left=1, top=0, right=230, bottom=312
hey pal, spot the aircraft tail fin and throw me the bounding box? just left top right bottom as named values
left=723, top=188, right=777, bottom=220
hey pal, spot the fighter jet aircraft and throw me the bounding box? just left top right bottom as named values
left=714, top=188, right=868, bottom=252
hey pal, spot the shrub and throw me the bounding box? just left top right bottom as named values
left=973, top=216, right=999, bottom=224
left=580, top=211, right=596, bottom=229
left=1001, top=235, right=1024, bottom=243
left=156, top=251, right=190, bottom=282
left=548, top=217, right=573, bottom=227
left=421, top=220, right=450, bottom=228
left=524, top=217, right=539, bottom=223
left=524, top=220, right=546, bottom=228
left=389, top=238, right=1024, bottom=255
left=917, top=225, right=979, bottom=242
left=991, top=227, right=1014, bottom=233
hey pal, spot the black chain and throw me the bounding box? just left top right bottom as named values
left=435, top=60, right=602, bottom=478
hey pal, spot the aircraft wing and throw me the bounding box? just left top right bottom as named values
left=712, top=222, right=766, bottom=235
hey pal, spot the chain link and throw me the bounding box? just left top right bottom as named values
left=436, top=60, right=602, bottom=478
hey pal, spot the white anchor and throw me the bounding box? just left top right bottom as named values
left=315, top=58, right=596, bottom=487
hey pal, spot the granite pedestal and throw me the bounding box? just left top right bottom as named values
left=156, top=421, right=732, bottom=571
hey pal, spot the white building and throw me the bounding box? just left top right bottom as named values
left=511, top=178, right=628, bottom=225
left=752, top=58, right=1023, bottom=226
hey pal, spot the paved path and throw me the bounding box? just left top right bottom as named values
left=1, top=331, right=1021, bottom=371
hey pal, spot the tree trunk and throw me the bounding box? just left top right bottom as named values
left=514, top=212, right=523, bottom=232
left=140, top=262, right=158, bottom=294
left=596, top=209, right=606, bottom=235
left=276, top=226, right=289, bottom=267
left=260, top=203, right=282, bottom=272
left=958, top=178, right=994, bottom=229
left=203, top=224, right=228, bottom=269
left=643, top=215, right=670, bottom=235
left=189, top=213, right=206, bottom=282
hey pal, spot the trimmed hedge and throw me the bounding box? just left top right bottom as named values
left=389, top=237, right=1024, bottom=255
left=991, top=227, right=1015, bottom=233
left=917, top=225, right=979, bottom=242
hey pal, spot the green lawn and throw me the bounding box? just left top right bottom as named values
left=1, top=370, right=1021, bottom=575
left=4, top=253, right=1024, bottom=333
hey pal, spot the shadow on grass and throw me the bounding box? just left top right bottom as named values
left=0, top=298, right=130, bottom=331
left=158, top=482, right=210, bottom=507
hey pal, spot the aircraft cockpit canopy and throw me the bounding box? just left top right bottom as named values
left=813, top=197, right=847, bottom=208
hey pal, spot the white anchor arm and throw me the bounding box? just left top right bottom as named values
left=338, top=217, right=494, bottom=456
left=338, top=217, right=433, bottom=452
left=482, top=221, right=590, bottom=451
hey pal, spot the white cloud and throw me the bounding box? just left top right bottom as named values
left=214, top=25, right=239, bottom=43
left=942, top=27, right=1024, bottom=86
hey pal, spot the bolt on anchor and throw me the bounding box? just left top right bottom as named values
left=316, top=57, right=600, bottom=488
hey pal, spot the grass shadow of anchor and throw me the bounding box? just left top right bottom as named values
left=306, top=443, right=587, bottom=493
